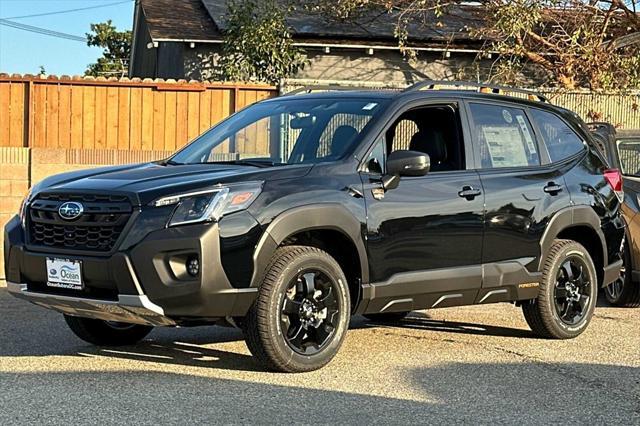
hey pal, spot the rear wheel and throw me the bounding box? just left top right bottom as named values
left=604, top=243, right=640, bottom=308
left=243, top=245, right=351, bottom=373
left=364, top=311, right=410, bottom=322
left=64, top=315, right=153, bottom=346
left=522, top=239, right=597, bottom=339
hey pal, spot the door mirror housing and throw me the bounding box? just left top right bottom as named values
left=387, top=150, right=430, bottom=177
left=382, top=150, right=430, bottom=190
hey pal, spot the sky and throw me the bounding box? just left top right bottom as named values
left=0, top=0, right=135, bottom=76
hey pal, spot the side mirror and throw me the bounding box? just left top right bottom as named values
left=387, top=150, right=430, bottom=176
left=382, top=150, right=430, bottom=190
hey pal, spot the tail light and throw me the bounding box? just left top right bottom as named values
left=604, top=169, right=624, bottom=201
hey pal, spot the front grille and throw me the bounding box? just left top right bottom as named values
left=27, top=193, right=133, bottom=252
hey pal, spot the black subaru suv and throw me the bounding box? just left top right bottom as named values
left=4, top=82, right=625, bottom=372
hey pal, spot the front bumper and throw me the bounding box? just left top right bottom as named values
left=4, top=214, right=258, bottom=326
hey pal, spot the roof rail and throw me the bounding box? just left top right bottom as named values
left=404, top=80, right=550, bottom=103
left=283, top=85, right=360, bottom=96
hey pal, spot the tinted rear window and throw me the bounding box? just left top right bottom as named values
left=529, top=109, right=584, bottom=162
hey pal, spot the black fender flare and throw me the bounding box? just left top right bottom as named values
left=539, top=205, right=608, bottom=270
left=250, top=204, right=369, bottom=288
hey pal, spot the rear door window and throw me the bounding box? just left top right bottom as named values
left=468, top=103, right=540, bottom=168
left=529, top=109, right=585, bottom=162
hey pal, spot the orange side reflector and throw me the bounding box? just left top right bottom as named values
left=230, top=192, right=253, bottom=205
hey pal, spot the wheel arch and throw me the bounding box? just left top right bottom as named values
left=250, top=204, right=368, bottom=298
left=540, top=206, right=607, bottom=285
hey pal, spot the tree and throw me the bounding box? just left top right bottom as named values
left=85, top=20, right=131, bottom=78
left=217, top=0, right=306, bottom=83
left=301, top=0, right=640, bottom=90
left=482, top=0, right=640, bottom=90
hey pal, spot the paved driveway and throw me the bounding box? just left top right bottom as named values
left=0, top=281, right=638, bottom=424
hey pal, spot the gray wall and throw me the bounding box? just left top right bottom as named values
left=180, top=45, right=488, bottom=84
left=298, top=50, right=481, bottom=84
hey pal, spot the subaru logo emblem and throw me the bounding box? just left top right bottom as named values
left=58, top=201, right=83, bottom=220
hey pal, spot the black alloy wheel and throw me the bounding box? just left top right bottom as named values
left=280, top=270, right=339, bottom=355
left=553, top=256, right=592, bottom=325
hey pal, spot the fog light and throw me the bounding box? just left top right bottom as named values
left=187, top=257, right=200, bottom=277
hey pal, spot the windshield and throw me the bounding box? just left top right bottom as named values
left=170, top=97, right=389, bottom=166
left=617, top=139, right=640, bottom=177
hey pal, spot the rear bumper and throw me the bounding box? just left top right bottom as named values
left=7, top=281, right=176, bottom=326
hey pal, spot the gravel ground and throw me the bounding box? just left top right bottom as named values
left=0, top=281, right=638, bottom=425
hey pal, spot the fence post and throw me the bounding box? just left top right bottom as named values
left=26, top=80, right=34, bottom=148
left=233, top=86, right=240, bottom=113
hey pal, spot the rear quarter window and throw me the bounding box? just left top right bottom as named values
left=529, top=109, right=585, bottom=162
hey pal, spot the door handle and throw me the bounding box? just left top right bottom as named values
left=345, top=185, right=364, bottom=198
left=543, top=182, right=563, bottom=195
left=458, top=186, right=481, bottom=200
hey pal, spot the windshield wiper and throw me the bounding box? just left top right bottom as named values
left=201, top=159, right=284, bottom=168
left=164, top=159, right=182, bottom=166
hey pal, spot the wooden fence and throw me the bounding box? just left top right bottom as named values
left=0, top=74, right=277, bottom=150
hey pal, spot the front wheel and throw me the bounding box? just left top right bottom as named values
left=522, top=239, right=597, bottom=339
left=243, top=246, right=351, bottom=373
left=64, top=315, right=153, bottom=346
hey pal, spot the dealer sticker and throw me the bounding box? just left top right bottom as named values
left=46, top=258, right=83, bottom=290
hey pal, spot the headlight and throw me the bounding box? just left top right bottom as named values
left=19, top=188, right=33, bottom=227
left=153, top=182, right=263, bottom=227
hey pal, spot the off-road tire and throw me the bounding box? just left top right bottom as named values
left=243, top=245, right=351, bottom=373
left=64, top=315, right=153, bottom=346
left=363, top=311, right=410, bottom=322
left=522, top=239, right=597, bottom=339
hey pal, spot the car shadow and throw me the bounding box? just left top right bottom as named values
left=357, top=311, right=536, bottom=339
left=91, top=338, right=263, bottom=372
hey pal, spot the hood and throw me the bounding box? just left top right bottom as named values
left=34, top=162, right=312, bottom=206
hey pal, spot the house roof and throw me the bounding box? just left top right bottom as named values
left=140, top=0, right=484, bottom=47
left=141, top=0, right=222, bottom=41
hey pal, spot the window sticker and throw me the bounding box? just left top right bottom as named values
left=516, top=115, right=537, bottom=153
left=502, top=109, right=513, bottom=123
left=362, top=103, right=378, bottom=111
left=482, top=126, right=529, bottom=167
